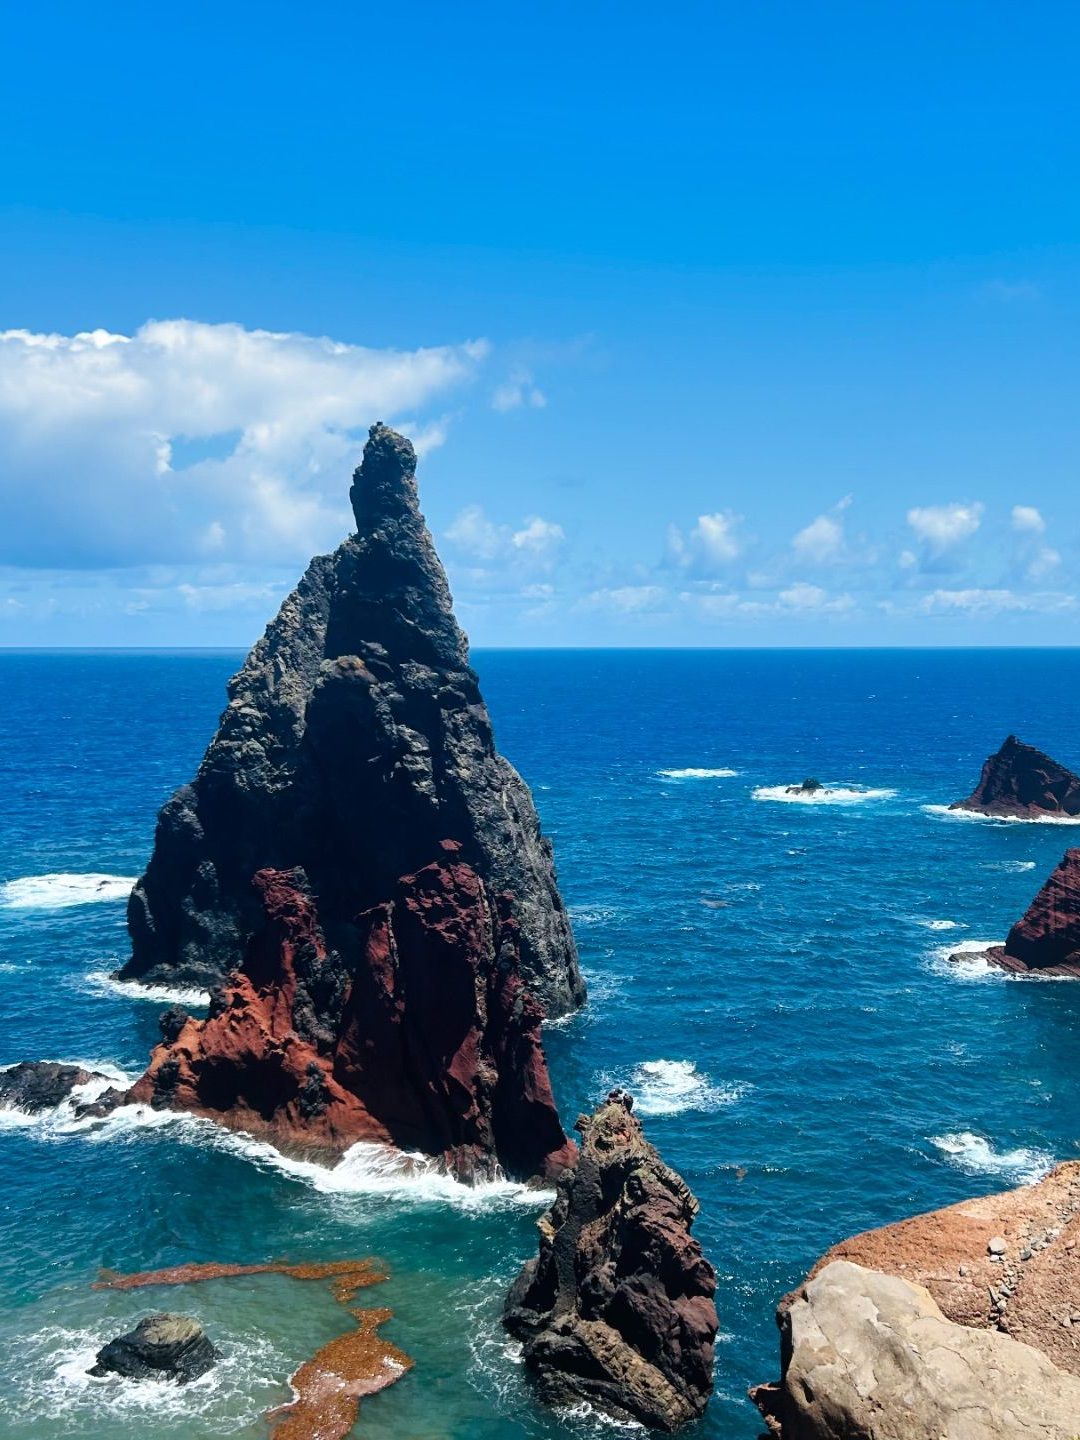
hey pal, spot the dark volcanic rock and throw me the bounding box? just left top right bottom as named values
left=504, top=1091, right=718, bottom=1431
left=89, top=1313, right=218, bottom=1383
left=0, top=1061, right=101, bottom=1111
left=124, top=846, right=576, bottom=1182
left=950, top=734, right=1080, bottom=819
left=953, top=848, right=1080, bottom=978
left=120, top=422, right=583, bottom=1019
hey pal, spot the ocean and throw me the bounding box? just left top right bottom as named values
left=2, top=647, right=1079, bottom=1438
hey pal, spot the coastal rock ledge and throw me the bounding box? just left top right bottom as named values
left=950, top=734, right=1080, bottom=819
left=120, top=421, right=584, bottom=1020
left=752, top=1161, right=1080, bottom=1439
left=504, top=1091, right=718, bottom=1432
left=951, top=847, right=1080, bottom=977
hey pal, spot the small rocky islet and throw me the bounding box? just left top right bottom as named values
left=9, top=432, right=1080, bottom=1434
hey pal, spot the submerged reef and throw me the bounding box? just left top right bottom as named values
left=504, top=1090, right=718, bottom=1431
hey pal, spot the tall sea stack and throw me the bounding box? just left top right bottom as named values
left=121, top=422, right=584, bottom=1020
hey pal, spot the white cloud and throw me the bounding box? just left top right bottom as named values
left=492, top=367, right=547, bottom=412
left=580, top=585, right=667, bottom=615
left=792, top=514, right=842, bottom=563
left=512, top=516, right=565, bottom=561
left=444, top=506, right=565, bottom=574
left=1027, top=546, right=1061, bottom=580
left=920, top=588, right=1076, bottom=616
left=778, top=582, right=855, bottom=613
left=0, top=320, right=489, bottom=568
left=1011, top=504, right=1046, bottom=534
left=445, top=504, right=503, bottom=561
left=178, top=580, right=286, bottom=612
left=666, top=511, right=742, bottom=574
left=906, top=502, right=984, bottom=554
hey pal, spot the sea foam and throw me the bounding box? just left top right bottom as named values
left=925, top=939, right=1006, bottom=983
left=0, top=873, right=136, bottom=909
left=929, top=1130, right=1054, bottom=1185
left=613, top=1059, right=747, bottom=1117
left=753, top=784, right=896, bottom=806
left=83, top=969, right=211, bottom=1009
left=656, top=767, right=738, bottom=779
left=923, top=804, right=1080, bottom=827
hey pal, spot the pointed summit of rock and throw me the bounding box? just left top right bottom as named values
left=116, top=425, right=582, bottom=1176
left=951, top=735, right=1080, bottom=819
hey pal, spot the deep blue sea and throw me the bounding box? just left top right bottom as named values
left=2, top=648, right=1080, bottom=1438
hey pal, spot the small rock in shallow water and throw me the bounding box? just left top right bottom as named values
left=89, top=1312, right=218, bottom=1383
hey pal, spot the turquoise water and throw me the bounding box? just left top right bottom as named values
left=2, top=647, right=1080, bottom=1438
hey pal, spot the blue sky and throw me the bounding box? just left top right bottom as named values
left=2, top=1, right=1079, bottom=646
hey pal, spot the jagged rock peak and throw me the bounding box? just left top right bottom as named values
left=121, top=424, right=584, bottom=1018
left=951, top=734, right=1080, bottom=819
left=349, top=421, right=419, bottom=529
left=952, top=847, right=1080, bottom=977
left=504, top=1090, right=718, bottom=1431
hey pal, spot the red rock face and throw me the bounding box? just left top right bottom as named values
left=127, top=843, right=575, bottom=1182
left=951, top=734, right=1080, bottom=818
left=991, top=848, right=1080, bottom=977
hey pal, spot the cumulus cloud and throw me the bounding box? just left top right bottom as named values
left=444, top=505, right=565, bottom=573
left=0, top=320, right=488, bottom=568
left=666, top=511, right=742, bottom=574
left=906, top=502, right=984, bottom=554
left=920, top=588, right=1076, bottom=616
left=791, top=496, right=853, bottom=565
left=1011, top=505, right=1046, bottom=534
left=681, top=582, right=855, bottom=620
left=579, top=584, right=667, bottom=615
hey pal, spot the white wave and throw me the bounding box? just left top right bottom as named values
left=568, top=904, right=620, bottom=926
left=753, top=784, right=896, bottom=806
left=925, top=939, right=1006, bottom=983
left=0, top=1082, right=553, bottom=1211
left=615, top=1060, right=747, bottom=1117
left=984, top=859, right=1037, bottom=872
left=6, top=1321, right=285, bottom=1427
left=656, top=767, right=738, bottom=779
left=0, top=872, right=135, bottom=909
left=924, top=804, right=1080, bottom=826
left=83, top=969, right=211, bottom=1008
left=930, top=1130, right=1054, bottom=1185
left=911, top=918, right=963, bottom=932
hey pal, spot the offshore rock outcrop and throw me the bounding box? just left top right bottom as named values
left=120, top=422, right=583, bottom=1020
left=89, top=1313, right=218, bottom=1383
left=504, top=1091, right=718, bottom=1431
left=0, top=1061, right=107, bottom=1112
left=752, top=1161, right=1080, bottom=1438
left=950, top=734, right=1080, bottom=819
left=951, top=847, right=1080, bottom=977
left=125, top=845, right=576, bottom=1182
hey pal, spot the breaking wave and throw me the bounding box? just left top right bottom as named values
left=923, top=804, right=1080, bottom=826
left=611, top=1060, right=747, bottom=1117
left=0, top=873, right=135, bottom=909
left=984, top=859, right=1037, bottom=872
left=911, top=918, right=963, bottom=932
left=925, top=939, right=1006, bottom=983
left=656, top=767, right=738, bottom=780
left=83, top=970, right=211, bottom=1009
left=753, top=785, right=896, bottom=806
left=929, top=1130, right=1054, bottom=1185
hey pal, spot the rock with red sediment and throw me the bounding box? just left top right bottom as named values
left=950, top=733, right=1080, bottom=819
left=950, top=848, right=1080, bottom=978
left=125, top=849, right=575, bottom=1182
left=751, top=1161, right=1080, bottom=1437
left=505, top=1091, right=718, bottom=1431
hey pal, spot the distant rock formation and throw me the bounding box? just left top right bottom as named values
left=950, top=734, right=1080, bottom=819
left=120, top=422, right=584, bottom=1020
left=752, top=1161, right=1080, bottom=1437
left=89, top=1313, right=218, bottom=1383
left=504, top=1091, right=717, bottom=1431
left=951, top=848, right=1080, bottom=977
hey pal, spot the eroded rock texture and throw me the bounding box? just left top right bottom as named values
left=753, top=1162, right=1080, bottom=1436
left=121, top=423, right=583, bottom=1019
left=504, top=1091, right=717, bottom=1431
left=0, top=1061, right=104, bottom=1112
left=89, top=1313, right=218, bottom=1384
left=125, top=846, right=576, bottom=1181
left=951, top=733, right=1080, bottom=818
left=953, top=847, right=1080, bottom=977
left=753, top=1260, right=1080, bottom=1440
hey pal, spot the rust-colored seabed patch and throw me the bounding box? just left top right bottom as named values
left=94, top=1259, right=413, bottom=1438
